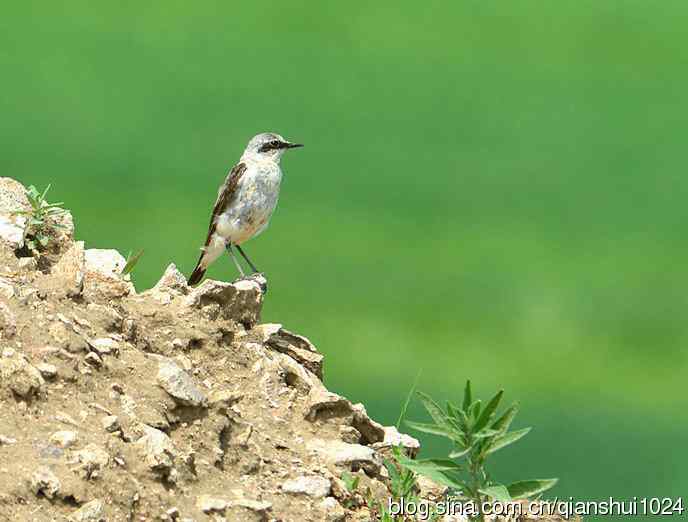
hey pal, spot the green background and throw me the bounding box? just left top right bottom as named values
left=2, top=2, right=686, bottom=519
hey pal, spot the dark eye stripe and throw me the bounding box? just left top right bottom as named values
left=259, top=140, right=283, bottom=153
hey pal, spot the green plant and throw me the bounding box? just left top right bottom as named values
left=122, top=249, right=144, bottom=276
left=13, top=184, right=68, bottom=252
left=341, top=471, right=361, bottom=495
left=400, top=381, right=558, bottom=521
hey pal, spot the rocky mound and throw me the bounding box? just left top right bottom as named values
left=0, top=177, right=567, bottom=522
left=0, top=177, right=427, bottom=522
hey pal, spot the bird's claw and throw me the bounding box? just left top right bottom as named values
left=235, top=272, right=268, bottom=294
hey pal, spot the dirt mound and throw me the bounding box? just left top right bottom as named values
left=0, top=177, right=567, bottom=522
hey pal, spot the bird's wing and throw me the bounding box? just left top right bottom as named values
left=201, top=162, right=247, bottom=249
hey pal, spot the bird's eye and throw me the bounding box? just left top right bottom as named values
left=271, top=140, right=280, bottom=147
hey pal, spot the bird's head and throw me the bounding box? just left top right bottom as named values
left=242, top=132, right=303, bottom=163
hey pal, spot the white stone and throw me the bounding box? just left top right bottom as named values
left=88, top=338, right=119, bottom=355
left=0, top=278, right=14, bottom=299
left=30, top=466, right=61, bottom=499
left=36, top=362, right=58, bottom=378
left=308, top=439, right=379, bottom=471
left=318, top=497, right=346, bottom=522
left=157, top=358, right=208, bottom=407
left=196, top=495, right=229, bottom=513
left=84, top=249, right=126, bottom=276
left=136, top=425, right=176, bottom=471
left=74, top=443, right=110, bottom=473
left=68, top=499, right=104, bottom=521
left=282, top=475, right=331, bottom=498
left=101, top=415, right=120, bottom=433
left=49, top=430, right=78, bottom=448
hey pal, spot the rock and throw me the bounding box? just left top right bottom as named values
left=157, top=358, right=208, bottom=407
left=36, top=362, right=58, bottom=379
left=30, top=466, right=61, bottom=499
left=0, top=177, right=30, bottom=250
left=0, top=355, right=44, bottom=398
left=0, top=301, right=17, bottom=339
left=373, top=425, right=421, bottom=458
left=49, top=430, right=78, bottom=448
left=232, top=498, right=272, bottom=514
left=0, top=277, right=14, bottom=299
left=83, top=249, right=135, bottom=300
left=197, top=495, right=229, bottom=513
left=351, top=403, right=385, bottom=445
left=17, top=257, right=37, bottom=271
left=266, top=328, right=324, bottom=380
left=182, top=278, right=263, bottom=326
left=275, top=352, right=317, bottom=393
left=208, top=389, right=243, bottom=410
left=87, top=337, right=119, bottom=356
left=49, top=321, right=89, bottom=354
left=143, top=264, right=189, bottom=304
left=101, top=415, right=120, bottom=433
left=318, top=497, right=346, bottom=522
left=417, top=474, right=448, bottom=500
left=308, top=439, right=380, bottom=474
left=84, top=352, right=102, bottom=367
left=306, top=388, right=353, bottom=422
left=282, top=475, right=331, bottom=498
left=252, top=323, right=282, bottom=342
left=74, top=444, right=110, bottom=478
left=68, top=499, right=104, bottom=521
left=37, top=241, right=85, bottom=298
left=0, top=435, right=17, bottom=445
left=340, top=426, right=362, bottom=444
left=306, top=389, right=385, bottom=444
left=136, top=425, right=177, bottom=473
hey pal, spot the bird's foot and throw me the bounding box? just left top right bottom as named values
left=251, top=272, right=268, bottom=294
left=235, top=272, right=268, bottom=294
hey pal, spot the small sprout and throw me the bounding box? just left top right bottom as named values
left=122, top=250, right=144, bottom=276
left=13, top=184, right=68, bottom=253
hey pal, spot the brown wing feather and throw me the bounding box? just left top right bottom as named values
left=201, top=162, right=247, bottom=248
left=188, top=162, right=247, bottom=285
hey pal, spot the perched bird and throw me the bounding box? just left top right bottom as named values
left=188, top=132, right=303, bottom=286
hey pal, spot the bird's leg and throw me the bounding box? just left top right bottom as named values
left=235, top=244, right=259, bottom=274
left=226, top=244, right=245, bottom=277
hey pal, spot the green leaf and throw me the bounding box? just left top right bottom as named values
left=462, top=380, right=472, bottom=412
left=485, top=427, right=531, bottom=455
left=507, top=479, right=558, bottom=499
left=383, top=459, right=401, bottom=484
left=40, top=184, right=52, bottom=202
left=491, top=403, right=519, bottom=433
left=341, top=471, right=360, bottom=492
left=479, top=484, right=511, bottom=502
left=417, top=391, right=449, bottom=428
left=396, top=369, right=422, bottom=429
left=445, top=402, right=468, bottom=435
left=448, top=446, right=471, bottom=459
left=474, top=428, right=501, bottom=439
left=122, top=250, right=144, bottom=276
left=470, top=400, right=482, bottom=421
left=473, top=390, right=504, bottom=432
left=405, top=420, right=452, bottom=437
left=395, top=453, right=464, bottom=490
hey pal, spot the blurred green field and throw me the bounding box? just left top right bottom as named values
left=2, top=2, right=686, bottom=518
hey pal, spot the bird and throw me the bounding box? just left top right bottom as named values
left=187, top=132, right=303, bottom=287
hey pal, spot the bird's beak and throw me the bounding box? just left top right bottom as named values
left=285, top=142, right=304, bottom=149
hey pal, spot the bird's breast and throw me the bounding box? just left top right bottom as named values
left=215, top=163, right=282, bottom=243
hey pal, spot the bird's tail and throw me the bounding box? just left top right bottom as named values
left=188, top=253, right=206, bottom=286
